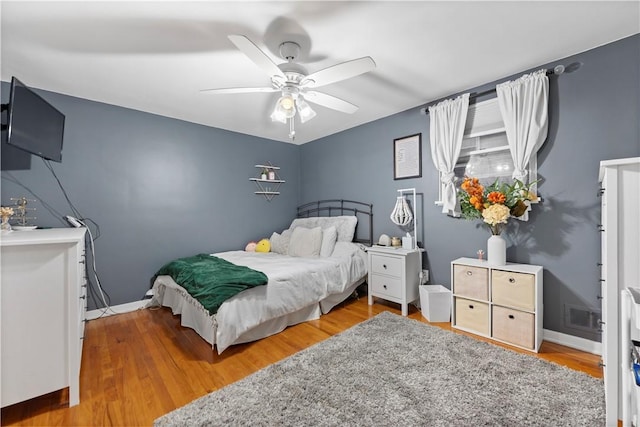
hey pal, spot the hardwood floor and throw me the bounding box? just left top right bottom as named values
left=1, top=296, right=603, bottom=426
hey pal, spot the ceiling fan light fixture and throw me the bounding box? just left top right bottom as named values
left=296, top=98, right=316, bottom=123
left=270, top=109, right=287, bottom=123
left=279, top=95, right=295, bottom=112
left=271, top=93, right=296, bottom=123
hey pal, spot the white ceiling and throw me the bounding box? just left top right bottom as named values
left=1, top=1, right=638, bottom=144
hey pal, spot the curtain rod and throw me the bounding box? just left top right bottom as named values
left=420, top=66, right=562, bottom=115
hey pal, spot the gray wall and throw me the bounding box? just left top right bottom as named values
left=300, top=34, right=640, bottom=340
left=1, top=87, right=300, bottom=309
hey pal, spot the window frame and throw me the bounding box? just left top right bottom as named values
left=434, top=98, right=539, bottom=206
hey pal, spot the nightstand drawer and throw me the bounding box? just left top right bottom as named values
left=492, top=270, right=535, bottom=311
left=454, top=297, right=489, bottom=336
left=370, top=274, right=402, bottom=299
left=453, top=265, right=489, bottom=300
left=492, top=306, right=535, bottom=349
left=370, top=254, right=403, bottom=277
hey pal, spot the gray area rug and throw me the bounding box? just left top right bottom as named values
left=155, top=311, right=605, bottom=426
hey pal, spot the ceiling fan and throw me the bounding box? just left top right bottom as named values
left=201, top=35, right=376, bottom=140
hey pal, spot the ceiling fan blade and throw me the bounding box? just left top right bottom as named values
left=301, top=57, right=375, bottom=88
left=200, top=87, right=279, bottom=94
left=228, top=35, right=286, bottom=80
left=303, top=91, right=359, bottom=114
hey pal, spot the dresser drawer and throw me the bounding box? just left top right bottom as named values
left=454, top=297, right=489, bottom=336
left=370, top=254, right=403, bottom=277
left=370, top=274, right=402, bottom=299
left=492, top=306, right=535, bottom=349
left=453, top=264, right=489, bottom=300
left=492, top=270, right=535, bottom=311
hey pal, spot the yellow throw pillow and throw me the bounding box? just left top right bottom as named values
left=255, top=238, right=271, bottom=253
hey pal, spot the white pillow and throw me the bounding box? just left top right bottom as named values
left=320, top=226, right=338, bottom=257
left=288, top=226, right=323, bottom=257
left=270, top=229, right=292, bottom=255
left=289, top=216, right=358, bottom=242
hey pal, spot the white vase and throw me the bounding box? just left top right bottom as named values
left=487, top=235, right=506, bottom=266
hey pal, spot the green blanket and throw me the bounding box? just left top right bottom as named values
left=155, top=253, right=268, bottom=315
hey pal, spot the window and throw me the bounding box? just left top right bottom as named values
left=435, top=98, right=538, bottom=205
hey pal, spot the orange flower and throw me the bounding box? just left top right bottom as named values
left=469, top=195, right=484, bottom=211
left=487, top=191, right=506, bottom=204
left=462, top=176, right=484, bottom=197
left=461, top=177, right=472, bottom=192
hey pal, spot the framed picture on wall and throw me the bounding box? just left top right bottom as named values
left=393, top=133, right=422, bottom=180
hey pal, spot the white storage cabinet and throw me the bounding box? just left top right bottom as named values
left=599, top=158, right=640, bottom=426
left=451, top=257, right=543, bottom=352
left=1, top=228, right=87, bottom=407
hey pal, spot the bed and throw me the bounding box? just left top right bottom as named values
left=147, top=200, right=373, bottom=354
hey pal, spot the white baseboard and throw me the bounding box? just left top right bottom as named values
left=86, top=300, right=148, bottom=321
left=86, top=301, right=603, bottom=356
left=543, top=328, right=602, bottom=356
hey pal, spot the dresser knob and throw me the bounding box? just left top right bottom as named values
left=468, top=304, right=474, bottom=309
left=466, top=271, right=472, bottom=276
left=508, top=314, right=515, bottom=319
left=508, top=277, right=516, bottom=283
left=383, top=284, right=387, bottom=289
left=383, top=264, right=387, bottom=269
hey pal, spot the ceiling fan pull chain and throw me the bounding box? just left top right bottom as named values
left=288, top=118, right=296, bottom=141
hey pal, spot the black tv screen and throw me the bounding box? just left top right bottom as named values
left=7, top=77, right=65, bottom=162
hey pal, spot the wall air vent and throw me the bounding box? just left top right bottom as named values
left=564, top=304, right=602, bottom=332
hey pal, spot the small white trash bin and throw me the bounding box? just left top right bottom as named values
left=419, top=284, right=451, bottom=322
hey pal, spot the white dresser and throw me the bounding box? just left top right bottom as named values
left=367, top=246, right=421, bottom=316
left=1, top=228, right=87, bottom=407
left=599, top=158, right=640, bottom=426
left=451, top=257, right=543, bottom=352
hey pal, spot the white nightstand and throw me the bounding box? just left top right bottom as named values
left=367, top=246, right=421, bottom=316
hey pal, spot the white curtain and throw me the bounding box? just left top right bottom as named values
left=496, top=69, right=549, bottom=183
left=429, top=93, right=470, bottom=216
left=496, top=69, right=549, bottom=221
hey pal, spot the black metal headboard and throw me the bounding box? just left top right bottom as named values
left=296, top=199, right=373, bottom=246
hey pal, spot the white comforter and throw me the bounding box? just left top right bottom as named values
left=152, top=242, right=367, bottom=353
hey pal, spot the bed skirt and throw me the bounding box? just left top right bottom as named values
left=148, top=276, right=364, bottom=353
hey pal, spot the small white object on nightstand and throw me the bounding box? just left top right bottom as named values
left=367, top=245, right=422, bottom=316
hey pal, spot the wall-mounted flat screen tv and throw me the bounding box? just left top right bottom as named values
left=7, top=76, right=65, bottom=162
